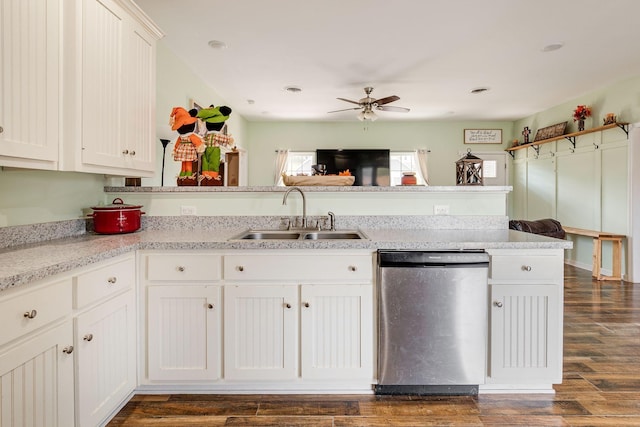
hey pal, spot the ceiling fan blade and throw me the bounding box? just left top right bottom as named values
left=328, top=107, right=362, bottom=113
left=374, top=95, right=400, bottom=105
left=336, top=97, right=361, bottom=105
left=376, top=105, right=410, bottom=112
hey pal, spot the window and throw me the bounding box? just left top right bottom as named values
left=284, top=151, right=314, bottom=177
left=389, top=152, right=425, bottom=186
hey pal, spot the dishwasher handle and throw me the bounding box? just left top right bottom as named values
left=378, top=250, right=489, bottom=267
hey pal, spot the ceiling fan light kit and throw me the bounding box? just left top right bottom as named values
left=329, top=87, right=409, bottom=121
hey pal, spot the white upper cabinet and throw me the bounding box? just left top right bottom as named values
left=0, top=0, right=61, bottom=170
left=61, top=0, right=162, bottom=177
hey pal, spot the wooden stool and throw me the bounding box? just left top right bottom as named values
left=564, top=227, right=624, bottom=281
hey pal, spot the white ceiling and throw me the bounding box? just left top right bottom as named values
left=135, top=0, right=640, bottom=122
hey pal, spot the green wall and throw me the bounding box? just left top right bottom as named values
left=246, top=121, right=514, bottom=186
left=509, top=74, right=640, bottom=276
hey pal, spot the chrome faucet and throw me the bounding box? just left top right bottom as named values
left=327, top=211, right=336, bottom=231
left=282, top=187, right=307, bottom=229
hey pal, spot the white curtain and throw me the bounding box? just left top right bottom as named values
left=274, top=149, right=289, bottom=186
left=416, top=149, right=430, bottom=185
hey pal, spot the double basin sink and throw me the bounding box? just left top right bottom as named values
left=231, top=229, right=367, bottom=241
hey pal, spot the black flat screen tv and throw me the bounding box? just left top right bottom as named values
left=316, top=149, right=390, bottom=186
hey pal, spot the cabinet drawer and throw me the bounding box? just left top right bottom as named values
left=74, top=256, right=135, bottom=309
left=146, top=253, right=222, bottom=282
left=0, top=279, right=72, bottom=345
left=224, top=254, right=373, bottom=282
left=490, top=255, right=561, bottom=281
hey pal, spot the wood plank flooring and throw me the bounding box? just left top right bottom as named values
left=108, top=265, right=640, bottom=426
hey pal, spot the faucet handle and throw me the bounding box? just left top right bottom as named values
left=327, top=211, right=336, bottom=231
left=279, top=217, right=292, bottom=230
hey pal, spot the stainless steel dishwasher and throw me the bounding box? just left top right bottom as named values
left=375, top=250, right=489, bottom=395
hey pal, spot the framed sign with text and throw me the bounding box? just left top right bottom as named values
left=464, top=129, right=502, bottom=144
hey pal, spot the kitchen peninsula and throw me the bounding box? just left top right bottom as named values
left=0, top=185, right=571, bottom=426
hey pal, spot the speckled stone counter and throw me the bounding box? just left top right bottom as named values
left=0, top=222, right=571, bottom=292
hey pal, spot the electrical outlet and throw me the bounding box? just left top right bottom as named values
left=180, top=205, right=197, bottom=216
left=434, top=205, right=450, bottom=215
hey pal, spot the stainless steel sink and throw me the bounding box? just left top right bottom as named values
left=230, top=229, right=366, bottom=241
left=234, top=230, right=302, bottom=240
left=303, top=231, right=365, bottom=240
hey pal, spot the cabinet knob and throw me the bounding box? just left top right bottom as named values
left=0, top=126, right=3, bottom=133
left=303, top=302, right=310, bottom=308
left=348, top=265, right=357, bottom=272
left=107, top=276, right=117, bottom=284
left=122, top=149, right=129, bottom=155
left=62, top=346, right=74, bottom=354
left=237, top=265, right=244, bottom=272
left=494, top=301, right=503, bottom=308
left=207, top=303, right=214, bottom=309
left=23, top=309, right=37, bottom=319
left=177, top=266, right=185, bottom=272
left=83, top=334, right=94, bottom=342
left=285, top=303, right=292, bottom=309
left=130, top=150, right=136, bottom=156
left=521, top=265, right=532, bottom=272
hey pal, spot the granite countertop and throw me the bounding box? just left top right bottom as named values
left=0, top=227, right=571, bottom=292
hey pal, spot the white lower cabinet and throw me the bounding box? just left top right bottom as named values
left=75, top=290, right=136, bottom=427
left=224, top=285, right=298, bottom=381
left=147, top=285, right=221, bottom=381
left=0, top=321, right=74, bottom=427
left=72, top=253, right=137, bottom=426
left=484, top=249, right=564, bottom=391
left=223, top=251, right=375, bottom=385
left=300, top=284, right=373, bottom=380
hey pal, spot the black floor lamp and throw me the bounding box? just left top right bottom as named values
left=160, top=139, right=171, bottom=186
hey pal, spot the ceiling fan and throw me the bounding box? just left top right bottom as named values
left=328, top=87, right=410, bottom=121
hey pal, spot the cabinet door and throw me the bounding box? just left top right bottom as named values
left=147, top=285, right=221, bottom=381
left=0, top=322, right=74, bottom=427
left=489, top=284, right=562, bottom=383
left=120, top=17, right=156, bottom=172
left=0, top=0, right=60, bottom=168
left=300, top=285, right=373, bottom=380
left=80, top=0, right=126, bottom=169
left=224, top=285, right=298, bottom=381
left=75, top=290, right=136, bottom=427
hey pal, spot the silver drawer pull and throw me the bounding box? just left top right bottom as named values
left=177, top=266, right=185, bottom=272
left=122, top=149, right=129, bottom=155
left=494, top=301, right=503, bottom=308
left=285, top=303, right=292, bottom=309
left=83, top=334, right=94, bottom=342
left=521, top=265, right=532, bottom=272
left=23, top=310, right=37, bottom=319
left=62, top=346, right=74, bottom=354
left=130, top=150, right=136, bottom=156
left=207, top=303, right=214, bottom=309
left=303, top=302, right=310, bottom=308
left=237, top=266, right=244, bottom=272
left=107, top=277, right=117, bottom=284
left=348, top=265, right=357, bottom=272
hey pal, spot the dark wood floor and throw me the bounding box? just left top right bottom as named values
left=109, top=265, right=640, bottom=426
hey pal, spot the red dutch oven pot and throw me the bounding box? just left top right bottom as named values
left=90, top=198, right=144, bottom=234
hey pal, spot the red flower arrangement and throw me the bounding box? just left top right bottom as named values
left=573, top=105, right=592, bottom=121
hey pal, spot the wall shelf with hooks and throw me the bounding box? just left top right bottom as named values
left=506, top=122, right=629, bottom=158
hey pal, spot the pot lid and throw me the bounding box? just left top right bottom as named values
left=91, top=198, right=143, bottom=210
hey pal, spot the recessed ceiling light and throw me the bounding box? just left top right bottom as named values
left=207, top=40, right=227, bottom=49
left=283, top=86, right=302, bottom=93
left=247, top=99, right=255, bottom=105
left=542, top=42, right=564, bottom=52
left=470, top=87, right=489, bottom=94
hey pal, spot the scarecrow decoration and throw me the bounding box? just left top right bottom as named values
left=170, top=107, right=204, bottom=186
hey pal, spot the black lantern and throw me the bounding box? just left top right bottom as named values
left=456, top=150, right=484, bottom=186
